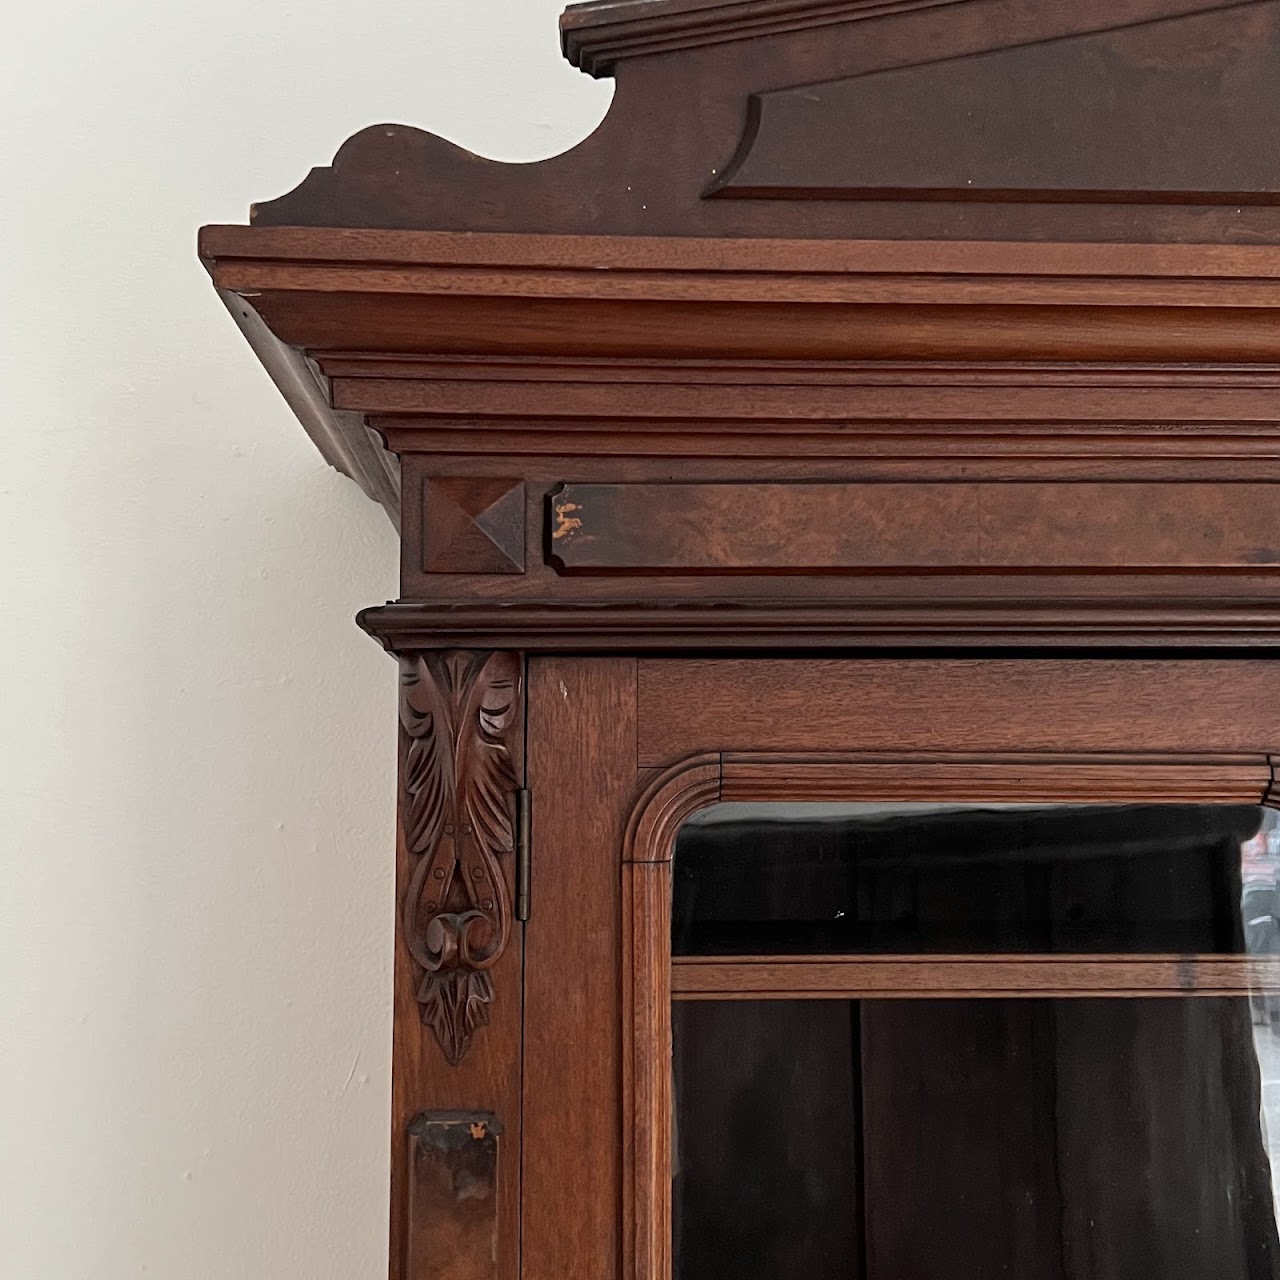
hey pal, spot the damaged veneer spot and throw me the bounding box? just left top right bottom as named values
left=552, top=499, right=583, bottom=540
left=408, top=1112, right=503, bottom=1278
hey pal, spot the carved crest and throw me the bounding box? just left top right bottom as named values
left=398, top=651, right=522, bottom=1065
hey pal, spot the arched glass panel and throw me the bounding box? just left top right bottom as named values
left=671, top=803, right=1280, bottom=1280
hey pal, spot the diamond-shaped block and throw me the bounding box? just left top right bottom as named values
left=423, top=477, right=525, bottom=574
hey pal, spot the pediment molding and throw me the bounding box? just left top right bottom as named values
left=249, top=0, right=1280, bottom=243
left=560, top=0, right=967, bottom=76
left=559, top=0, right=1256, bottom=75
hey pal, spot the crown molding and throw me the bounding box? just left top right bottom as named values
left=200, top=227, right=1280, bottom=366
left=356, top=599, right=1280, bottom=652
left=215, top=287, right=400, bottom=525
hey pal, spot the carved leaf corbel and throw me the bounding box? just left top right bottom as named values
left=398, top=651, right=522, bottom=1065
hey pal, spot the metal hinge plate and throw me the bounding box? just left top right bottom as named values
left=515, top=789, right=532, bottom=921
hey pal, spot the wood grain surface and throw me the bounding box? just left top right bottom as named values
left=672, top=954, right=1280, bottom=999
left=719, top=753, right=1273, bottom=805
left=638, top=659, right=1280, bottom=764
left=523, top=660, right=640, bottom=1280
left=549, top=481, right=1280, bottom=574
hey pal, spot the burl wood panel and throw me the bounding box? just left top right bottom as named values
left=523, top=659, right=640, bottom=1280
left=549, top=481, right=1280, bottom=574
left=406, top=1113, right=502, bottom=1280
left=637, top=659, right=1280, bottom=764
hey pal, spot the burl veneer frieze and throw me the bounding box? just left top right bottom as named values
left=547, top=481, right=1280, bottom=575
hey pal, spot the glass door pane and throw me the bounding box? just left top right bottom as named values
left=671, top=804, right=1280, bottom=1280
left=674, top=803, right=1264, bottom=956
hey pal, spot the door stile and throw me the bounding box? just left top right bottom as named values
left=522, top=658, right=641, bottom=1280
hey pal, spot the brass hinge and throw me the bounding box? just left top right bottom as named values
left=515, top=789, right=532, bottom=921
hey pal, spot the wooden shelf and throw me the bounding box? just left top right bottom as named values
left=671, top=953, right=1280, bottom=999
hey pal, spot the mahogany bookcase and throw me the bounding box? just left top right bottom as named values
left=200, top=2, right=1280, bottom=1277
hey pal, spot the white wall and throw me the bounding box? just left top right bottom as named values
left=0, top=4, right=610, bottom=1275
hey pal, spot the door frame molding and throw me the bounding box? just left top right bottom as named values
left=621, top=747, right=1277, bottom=1280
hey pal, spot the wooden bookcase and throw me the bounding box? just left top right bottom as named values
left=200, top=2, right=1280, bottom=1277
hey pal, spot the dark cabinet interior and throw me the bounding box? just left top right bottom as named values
left=673, top=807, right=1280, bottom=1280
left=674, top=805, right=1263, bottom=956
left=675, top=996, right=1280, bottom=1280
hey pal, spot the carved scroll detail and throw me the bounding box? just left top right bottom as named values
left=399, top=651, right=522, bottom=1065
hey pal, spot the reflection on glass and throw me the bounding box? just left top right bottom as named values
left=674, top=804, right=1265, bottom=955
left=671, top=805, right=1280, bottom=1280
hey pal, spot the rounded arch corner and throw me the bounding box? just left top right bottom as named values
left=624, top=753, right=722, bottom=865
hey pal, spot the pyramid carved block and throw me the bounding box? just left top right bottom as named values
left=423, top=477, right=525, bottom=575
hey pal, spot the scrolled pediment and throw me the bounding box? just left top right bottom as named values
left=252, top=0, right=1280, bottom=244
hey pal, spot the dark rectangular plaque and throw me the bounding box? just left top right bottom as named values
left=407, top=1112, right=502, bottom=1280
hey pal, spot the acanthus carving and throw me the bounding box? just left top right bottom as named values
left=398, top=651, right=522, bottom=1065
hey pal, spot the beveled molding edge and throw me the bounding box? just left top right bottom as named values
left=623, top=755, right=723, bottom=865
left=720, top=751, right=1279, bottom=806
left=359, top=599, right=1280, bottom=652
left=612, top=748, right=1275, bottom=869
left=620, top=750, right=1279, bottom=866
left=619, top=756, right=722, bottom=1280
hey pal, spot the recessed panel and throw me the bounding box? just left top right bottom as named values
left=714, top=3, right=1280, bottom=204
left=549, top=482, right=1280, bottom=575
